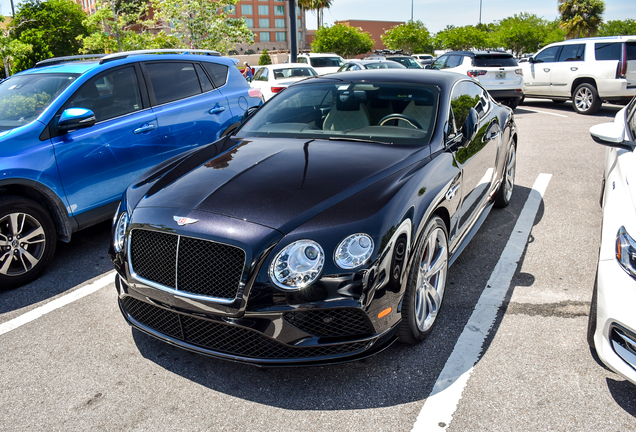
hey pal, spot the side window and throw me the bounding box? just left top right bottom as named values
left=445, top=55, right=463, bottom=68
left=297, top=57, right=308, bottom=64
left=194, top=64, right=214, bottom=92
left=534, top=46, right=561, bottom=63
left=595, top=42, right=622, bottom=61
left=65, top=67, right=142, bottom=123
left=253, top=67, right=265, bottom=81
left=351, top=64, right=361, bottom=71
left=558, top=44, right=585, bottom=62
left=449, top=81, right=482, bottom=134
left=201, top=62, right=229, bottom=88
left=431, top=56, right=447, bottom=70
left=256, top=68, right=269, bottom=81
left=145, top=62, right=201, bottom=105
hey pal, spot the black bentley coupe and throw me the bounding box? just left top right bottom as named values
left=109, top=69, right=518, bottom=365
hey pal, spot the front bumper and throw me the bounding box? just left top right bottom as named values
left=594, top=258, right=636, bottom=385
left=116, top=275, right=399, bottom=366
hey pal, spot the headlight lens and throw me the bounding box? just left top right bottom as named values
left=616, top=226, right=636, bottom=279
left=113, top=211, right=129, bottom=253
left=269, top=240, right=325, bottom=290
left=334, top=233, right=374, bottom=269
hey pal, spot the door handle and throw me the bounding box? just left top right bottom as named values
left=543, top=68, right=550, bottom=72
left=133, top=124, right=156, bottom=134
left=208, top=106, right=226, bottom=115
left=570, top=67, right=578, bottom=71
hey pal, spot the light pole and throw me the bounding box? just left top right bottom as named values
left=411, top=0, right=414, bottom=21
left=478, top=0, right=482, bottom=27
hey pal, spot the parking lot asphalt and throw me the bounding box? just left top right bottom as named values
left=1, top=99, right=635, bottom=431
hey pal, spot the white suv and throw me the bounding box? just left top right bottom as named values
left=521, top=36, right=636, bottom=114
left=295, top=53, right=345, bottom=75
left=429, top=51, right=524, bottom=108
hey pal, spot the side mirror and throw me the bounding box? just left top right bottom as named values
left=425, top=64, right=432, bottom=69
left=461, top=108, right=479, bottom=143
left=590, top=122, right=635, bottom=151
left=58, top=108, right=96, bottom=132
left=241, top=105, right=260, bottom=123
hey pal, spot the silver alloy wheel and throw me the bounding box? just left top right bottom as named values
left=504, top=144, right=516, bottom=202
left=0, top=212, right=46, bottom=277
left=414, top=226, right=448, bottom=332
left=574, top=86, right=593, bottom=112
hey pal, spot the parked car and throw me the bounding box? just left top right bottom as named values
left=384, top=55, right=424, bottom=69
left=588, top=95, right=636, bottom=386
left=413, top=54, right=435, bottom=66
left=337, top=59, right=406, bottom=71
left=109, top=69, right=518, bottom=366
left=296, top=53, right=345, bottom=75
left=250, top=63, right=318, bottom=101
left=430, top=50, right=524, bottom=109
left=0, top=50, right=262, bottom=288
left=521, top=36, right=636, bottom=114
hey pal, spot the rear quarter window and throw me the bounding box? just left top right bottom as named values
left=627, top=42, right=636, bottom=61
left=202, top=62, right=229, bottom=88
left=473, top=55, right=518, bottom=67
left=595, top=42, right=622, bottom=61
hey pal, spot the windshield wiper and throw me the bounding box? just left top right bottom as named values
left=327, top=136, right=390, bottom=145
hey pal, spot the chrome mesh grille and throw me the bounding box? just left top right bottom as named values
left=122, top=297, right=368, bottom=360
left=283, top=309, right=373, bottom=337
left=129, top=229, right=245, bottom=299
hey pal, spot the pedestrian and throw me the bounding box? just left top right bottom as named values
left=242, top=62, right=253, bottom=81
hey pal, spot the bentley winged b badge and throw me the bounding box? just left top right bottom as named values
left=174, top=216, right=199, bottom=226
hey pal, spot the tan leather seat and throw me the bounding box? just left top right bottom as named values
left=323, top=93, right=371, bottom=131
left=398, top=100, right=434, bottom=131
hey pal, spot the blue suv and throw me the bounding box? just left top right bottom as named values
left=0, top=50, right=262, bottom=288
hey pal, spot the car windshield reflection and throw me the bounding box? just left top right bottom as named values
left=237, top=81, right=439, bottom=145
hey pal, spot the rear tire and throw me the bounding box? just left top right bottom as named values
left=398, top=216, right=448, bottom=344
left=0, top=196, right=57, bottom=289
left=494, top=140, right=516, bottom=208
left=572, top=83, right=601, bottom=115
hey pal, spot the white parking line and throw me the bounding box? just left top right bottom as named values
left=519, top=108, right=568, bottom=118
left=0, top=271, right=115, bottom=337
left=411, top=173, right=552, bottom=432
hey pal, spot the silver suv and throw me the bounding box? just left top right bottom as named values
left=429, top=51, right=523, bottom=108
left=521, top=36, right=636, bottom=114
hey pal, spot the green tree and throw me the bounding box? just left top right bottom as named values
left=558, top=0, right=605, bottom=39
left=311, top=23, right=374, bottom=58
left=9, top=0, right=90, bottom=72
left=0, top=17, right=33, bottom=78
left=434, top=25, right=493, bottom=51
left=543, top=19, right=567, bottom=46
left=149, top=0, right=253, bottom=54
left=259, top=49, right=272, bottom=65
left=298, top=0, right=333, bottom=29
left=381, top=20, right=433, bottom=54
left=598, top=19, right=636, bottom=36
left=78, top=0, right=178, bottom=53
left=492, top=13, right=548, bottom=57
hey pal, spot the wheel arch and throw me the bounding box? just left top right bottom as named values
left=0, top=179, right=76, bottom=243
left=571, top=77, right=598, bottom=96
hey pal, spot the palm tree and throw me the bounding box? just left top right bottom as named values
left=298, top=0, right=333, bottom=29
left=558, top=0, right=605, bottom=39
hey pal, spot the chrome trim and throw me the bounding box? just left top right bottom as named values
left=126, top=228, right=246, bottom=304
left=611, top=325, right=636, bottom=371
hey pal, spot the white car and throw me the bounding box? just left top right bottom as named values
left=412, top=53, right=435, bottom=66
left=521, top=36, right=636, bottom=114
left=588, top=96, right=636, bottom=386
left=250, top=63, right=318, bottom=101
left=429, top=50, right=524, bottom=109
left=295, top=53, right=345, bottom=75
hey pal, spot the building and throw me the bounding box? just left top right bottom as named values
left=75, top=0, right=96, bottom=14
left=228, top=0, right=308, bottom=54
left=335, top=20, right=404, bottom=51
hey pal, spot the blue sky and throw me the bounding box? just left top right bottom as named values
left=1, top=0, right=633, bottom=34
left=305, top=0, right=635, bottom=33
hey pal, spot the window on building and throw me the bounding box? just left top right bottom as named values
left=298, top=32, right=302, bottom=41
left=297, top=6, right=301, bottom=16
left=260, top=32, right=270, bottom=42
left=245, top=18, right=254, bottom=28
left=275, top=19, right=285, bottom=28
left=276, top=32, right=286, bottom=42
left=258, top=5, right=269, bottom=15
left=274, top=5, right=284, bottom=15
left=298, top=19, right=302, bottom=28
left=224, top=5, right=235, bottom=14
left=241, top=4, right=253, bottom=15
left=259, top=19, right=270, bottom=28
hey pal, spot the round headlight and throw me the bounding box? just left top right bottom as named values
left=335, top=234, right=374, bottom=269
left=113, top=211, right=129, bottom=253
left=269, top=240, right=325, bottom=290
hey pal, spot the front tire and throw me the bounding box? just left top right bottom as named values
left=398, top=216, right=449, bottom=344
left=494, top=140, right=516, bottom=208
left=572, top=83, right=601, bottom=115
left=0, top=196, right=57, bottom=289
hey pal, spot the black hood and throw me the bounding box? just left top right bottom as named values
left=133, top=136, right=428, bottom=233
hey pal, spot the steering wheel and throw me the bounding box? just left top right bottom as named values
left=378, top=114, right=423, bottom=129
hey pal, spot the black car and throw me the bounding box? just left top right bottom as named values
left=109, top=70, right=518, bottom=366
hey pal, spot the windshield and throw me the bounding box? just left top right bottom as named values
left=237, top=81, right=439, bottom=145
left=0, top=73, right=78, bottom=132
left=365, top=62, right=405, bottom=69
left=273, top=67, right=317, bottom=79
left=309, top=57, right=345, bottom=68
left=389, top=57, right=423, bottom=68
